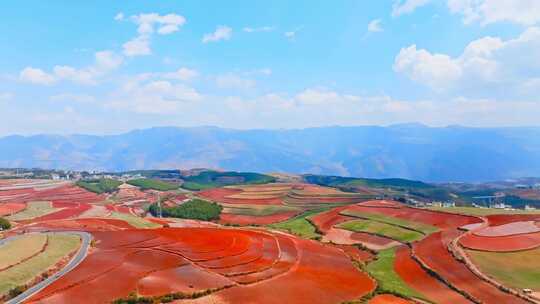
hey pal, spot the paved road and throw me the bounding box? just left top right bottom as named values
left=4, top=231, right=92, bottom=304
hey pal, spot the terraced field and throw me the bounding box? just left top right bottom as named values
left=26, top=227, right=375, bottom=304
left=6, top=201, right=58, bottom=221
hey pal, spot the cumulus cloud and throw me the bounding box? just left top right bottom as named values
left=123, top=13, right=186, bottom=56
left=448, top=0, right=540, bottom=25
left=20, top=50, right=123, bottom=86
left=202, top=26, right=232, bottom=43
left=123, top=36, right=151, bottom=56
left=392, top=0, right=432, bottom=17
left=367, top=19, right=383, bottom=32
left=107, top=79, right=202, bottom=114
left=394, top=27, right=540, bottom=95
left=19, top=67, right=56, bottom=85
left=216, top=74, right=255, bottom=90
left=114, top=12, right=124, bottom=21
left=163, top=68, right=199, bottom=81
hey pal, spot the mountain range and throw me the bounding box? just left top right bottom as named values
left=2, top=124, right=540, bottom=182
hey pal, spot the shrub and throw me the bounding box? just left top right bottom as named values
left=127, top=178, right=179, bottom=191
left=76, top=178, right=122, bottom=194
left=0, top=217, right=11, bottom=230
left=149, top=199, right=222, bottom=221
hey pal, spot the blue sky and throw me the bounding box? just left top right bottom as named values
left=1, top=0, right=539, bottom=135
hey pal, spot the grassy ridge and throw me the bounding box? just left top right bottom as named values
left=0, top=234, right=48, bottom=269
left=268, top=208, right=328, bottom=240
left=340, top=209, right=438, bottom=235
left=127, top=178, right=179, bottom=191
left=366, top=248, right=425, bottom=300
left=109, top=212, right=161, bottom=229
left=77, top=178, right=122, bottom=194
left=466, top=248, right=540, bottom=290
left=0, top=234, right=81, bottom=296
left=7, top=201, right=57, bottom=221
left=337, top=219, right=424, bottom=243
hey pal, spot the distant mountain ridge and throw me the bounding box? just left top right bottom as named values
left=1, top=125, right=540, bottom=182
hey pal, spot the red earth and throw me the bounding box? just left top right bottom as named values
left=0, top=202, right=26, bottom=216
left=218, top=211, right=299, bottom=225
left=413, top=230, right=529, bottom=303
left=394, top=246, right=471, bottom=304
left=460, top=231, right=540, bottom=252
left=27, top=227, right=375, bottom=304
left=368, top=294, right=414, bottom=304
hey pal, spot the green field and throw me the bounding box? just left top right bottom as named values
left=109, top=212, right=161, bottom=229
left=428, top=206, right=540, bottom=216
left=466, top=248, right=540, bottom=291
left=268, top=208, right=328, bottom=240
left=76, top=178, right=123, bottom=194
left=0, top=234, right=81, bottom=296
left=337, top=219, right=424, bottom=243
left=0, top=217, right=10, bottom=230
left=7, top=201, right=58, bottom=221
left=340, top=209, right=438, bottom=235
left=127, top=178, right=179, bottom=191
left=366, top=248, right=425, bottom=300
left=0, top=234, right=48, bottom=269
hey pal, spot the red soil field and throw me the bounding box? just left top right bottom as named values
left=309, top=206, right=353, bottom=233
left=27, top=227, right=375, bottom=304
left=413, top=230, right=528, bottom=303
left=394, top=246, right=471, bottom=304
left=460, top=231, right=540, bottom=252
left=0, top=202, right=26, bottom=216
left=487, top=214, right=540, bottom=226
left=368, top=294, right=414, bottom=304
left=351, top=232, right=400, bottom=247
left=474, top=221, right=540, bottom=237
left=345, top=202, right=481, bottom=230
left=331, top=244, right=374, bottom=263
left=218, top=211, right=298, bottom=225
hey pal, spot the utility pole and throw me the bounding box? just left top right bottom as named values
left=157, top=193, right=162, bottom=218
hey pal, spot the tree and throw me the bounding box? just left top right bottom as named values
left=0, top=217, right=11, bottom=230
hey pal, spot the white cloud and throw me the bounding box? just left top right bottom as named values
left=123, top=36, right=151, bottom=56
left=448, top=0, right=540, bottom=25
left=107, top=79, right=202, bottom=114
left=50, top=93, right=95, bottom=103
left=392, top=0, right=432, bottom=17
left=19, top=67, right=56, bottom=85
left=202, top=26, right=232, bottom=43
left=295, top=88, right=341, bottom=105
left=20, top=50, right=123, bottom=86
left=394, top=27, right=540, bottom=94
left=131, top=13, right=186, bottom=35
left=216, top=74, right=255, bottom=90
left=163, top=68, right=199, bottom=81
left=243, top=26, right=275, bottom=33
left=122, top=13, right=186, bottom=57
left=284, top=31, right=296, bottom=40
left=114, top=12, right=124, bottom=21
left=367, top=19, right=383, bottom=32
